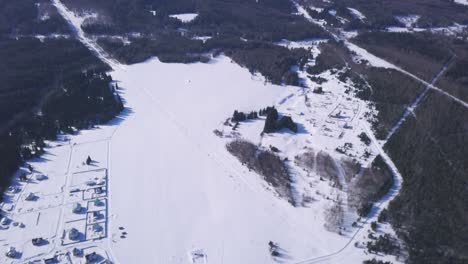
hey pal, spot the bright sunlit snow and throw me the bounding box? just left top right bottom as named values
left=169, top=13, right=198, bottom=23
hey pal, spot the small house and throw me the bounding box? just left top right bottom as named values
left=92, top=223, right=102, bottom=232
left=73, top=247, right=82, bottom=257
left=85, top=252, right=99, bottom=263
left=32, top=237, right=45, bottom=246
left=5, top=247, right=16, bottom=258
left=72, top=203, right=82, bottom=213
left=35, top=174, right=46, bottom=181
left=25, top=192, right=36, bottom=201
left=0, top=216, right=9, bottom=225
left=68, top=228, right=80, bottom=240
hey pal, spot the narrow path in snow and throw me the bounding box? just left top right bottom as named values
left=52, top=0, right=121, bottom=69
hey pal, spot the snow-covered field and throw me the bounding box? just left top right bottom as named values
left=0, top=1, right=418, bottom=263
left=0, top=53, right=402, bottom=263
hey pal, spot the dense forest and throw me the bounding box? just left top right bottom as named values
left=0, top=0, right=70, bottom=35
left=0, top=37, right=123, bottom=198
left=0, top=0, right=123, bottom=200
left=386, top=91, right=468, bottom=264
left=300, top=0, right=468, bottom=30
left=353, top=32, right=452, bottom=81
left=64, top=0, right=328, bottom=85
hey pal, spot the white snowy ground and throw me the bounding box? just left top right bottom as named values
left=454, top=0, right=468, bottom=6
left=107, top=57, right=363, bottom=264
left=0, top=1, right=416, bottom=263
left=169, top=13, right=199, bottom=23
left=0, top=54, right=402, bottom=264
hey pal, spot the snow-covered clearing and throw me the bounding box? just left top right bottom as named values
left=169, top=13, right=199, bottom=23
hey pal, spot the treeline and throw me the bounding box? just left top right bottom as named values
left=262, top=107, right=298, bottom=133
left=353, top=32, right=452, bottom=81
left=309, top=0, right=468, bottom=30
left=100, top=35, right=310, bottom=86
left=65, top=0, right=326, bottom=86
left=436, top=38, right=468, bottom=102
left=0, top=37, right=123, bottom=200
left=69, top=0, right=327, bottom=41
left=230, top=106, right=298, bottom=133
left=190, top=0, right=327, bottom=42
left=227, top=43, right=310, bottom=86
left=386, top=91, right=468, bottom=264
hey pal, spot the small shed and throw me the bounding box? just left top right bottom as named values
left=5, top=247, right=16, bottom=258
left=72, top=203, right=82, bottom=213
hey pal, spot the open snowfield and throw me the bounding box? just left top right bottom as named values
left=0, top=1, right=418, bottom=263
left=108, top=57, right=353, bottom=263
left=1, top=54, right=402, bottom=263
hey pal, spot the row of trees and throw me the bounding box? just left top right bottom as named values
left=232, top=110, right=258, bottom=123
left=263, top=107, right=298, bottom=133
